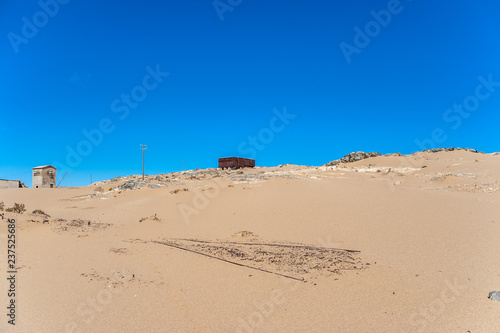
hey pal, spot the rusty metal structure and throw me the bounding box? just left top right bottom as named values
left=218, top=157, right=255, bottom=170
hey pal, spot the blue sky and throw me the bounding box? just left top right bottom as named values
left=1, top=0, right=499, bottom=187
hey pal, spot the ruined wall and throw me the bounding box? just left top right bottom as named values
left=0, top=180, right=20, bottom=189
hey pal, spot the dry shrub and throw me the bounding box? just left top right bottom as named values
left=170, top=188, right=189, bottom=194
left=6, top=203, right=26, bottom=214
left=32, top=209, right=50, bottom=217
left=139, top=214, right=161, bottom=222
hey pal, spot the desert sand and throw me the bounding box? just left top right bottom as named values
left=1, top=149, right=499, bottom=332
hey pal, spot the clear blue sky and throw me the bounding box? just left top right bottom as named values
left=1, top=0, right=499, bottom=187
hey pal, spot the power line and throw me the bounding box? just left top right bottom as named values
left=56, top=170, right=69, bottom=188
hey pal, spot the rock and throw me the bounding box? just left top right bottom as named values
left=324, top=160, right=340, bottom=167
left=323, top=147, right=480, bottom=167
left=120, top=180, right=141, bottom=190
left=324, top=151, right=382, bottom=166
left=421, top=147, right=481, bottom=154
left=423, top=148, right=447, bottom=153
left=489, top=291, right=500, bottom=301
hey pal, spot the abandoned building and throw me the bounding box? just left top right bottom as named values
left=32, top=165, right=57, bottom=188
left=0, top=179, right=21, bottom=189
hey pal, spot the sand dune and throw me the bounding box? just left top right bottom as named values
left=1, top=150, right=499, bottom=332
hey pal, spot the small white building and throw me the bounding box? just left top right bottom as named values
left=32, top=165, right=57, bottom=188
left=0, top=179, right=21, bottom=189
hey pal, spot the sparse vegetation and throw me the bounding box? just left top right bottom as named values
left=232, top=230, right=258, bottom=238
left=0, top=201, right=4, bottom=211
left=32, top=209, right=50, bottom=217
left=170, top=188, right=189, bottom=194
left=6, top=203, right=26, bottom=214
left=139, top=214, right=161, bottom=223
left=52, top=219, right=111, bottom=233
left=94, top=186, right=104, bottom=192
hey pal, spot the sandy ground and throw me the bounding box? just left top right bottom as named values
left=0, top=150, right=499, bottom=332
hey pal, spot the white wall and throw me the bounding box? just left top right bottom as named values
left=0, top=180, right=20, bottom=189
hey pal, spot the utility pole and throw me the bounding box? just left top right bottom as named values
left=140, top=144, right=147, bottom=180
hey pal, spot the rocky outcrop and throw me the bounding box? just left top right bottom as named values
left=120, top=180, right=144, bottom=190
left=324, top=147, right=483, bottom=166
left=422, top=147, right=480, bottom=153
left=324, top=151, right=382, bottom=166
